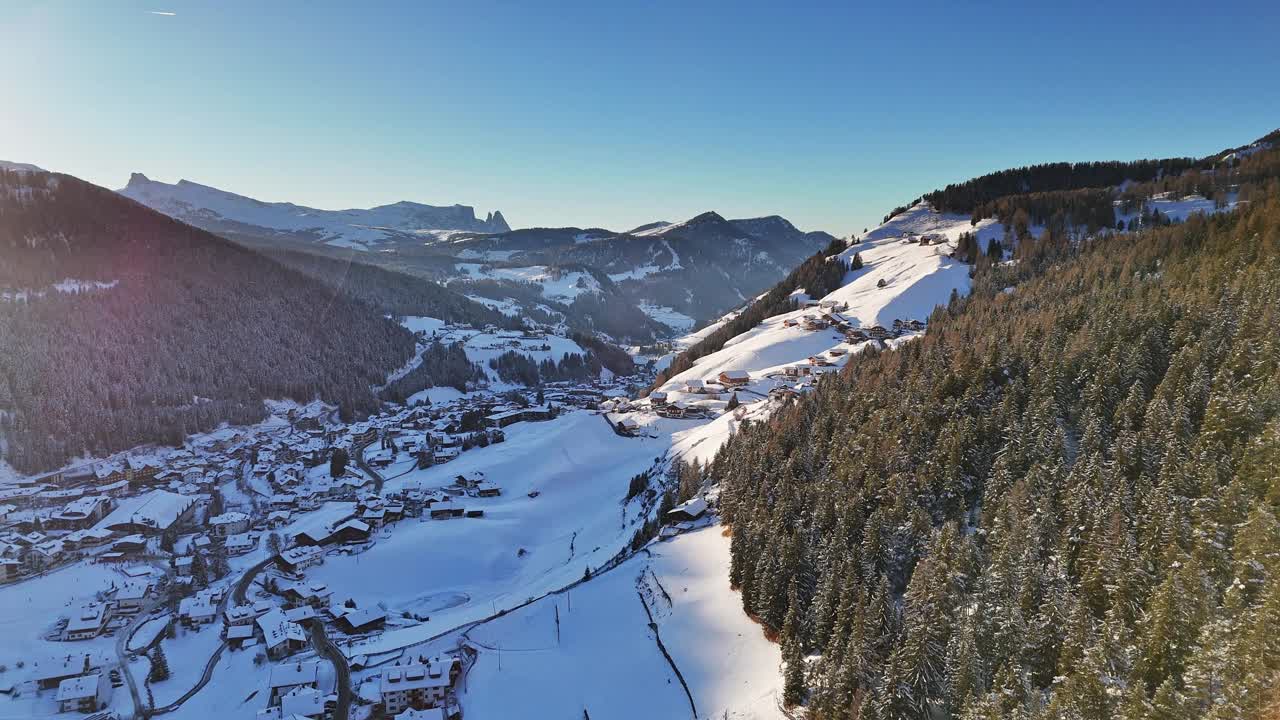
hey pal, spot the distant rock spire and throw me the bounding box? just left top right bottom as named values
left=487, top=210, right=510, bottom=232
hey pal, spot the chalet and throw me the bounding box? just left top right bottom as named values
left=31, top=652, right=108, bottom=690
left=279, top=608, right=316, bottom=629
left=360, top=507, right=387, bottom=531
left=336, top=607, right=386, bottom=634
left=268, top=660, right=321, bottom=705
left=112, top=579, right=151, bottom=614
left=660, top=401, right=687, bottom=419
left=465, top=509, right=484, bottom=518
left=258, top=609, right=308, bottom=660
left=281, top=582, right=332, bottom=608
left=350, top=424, right=379, bottom=446
left=475, top=482, right=501, bottom=498
left=56, top=672, right=111, bottom=714
left=98, top=479, right=131, bottom=498
left=329, top=519, right=372, bottom=544
left=50, top=496, right=114, bottom=530
left=769, top=386, right=801, bottom=401
left=782, top=318, right=799, bottom=328
left=429, top=502, right=465, bottom=520
left=484, top=405, right=554, bottom=429
left=718, top=370, right=750, bottom=387
left=802, top=316, right=828, bottom=331
left=174, top=555, right=194, bottom=576
left=126, top=457, right=161, bottom=486
left=278, top=546, right=325, bottom=573
left=267, top=510, right=293, bottom=528
left=432, top=448, right=460, bottom=465
left=225, top=624, right=256, bottom=649
left=111, top=534, right=148, bottom=555
left=93, top=462, right=127, bottom=487
left=64, top=602, right=113, bottom=641
left=648, top=390, right=668, bottom=406
left=280, top=686, right=329, bottom=718
left=225, top=602, right=272, bottom=627
left=225, top=532, right=257, bottom=556
left=209, top=511, right=251, bottom=537
left=378, top=658, right=460, bottom=715
left=179, top=591, right=218, bottom=626
left=0, top=558, right=18, bottom=583
left=783, top=366, right=801, bottom=378
left=683, top=379, right=705, bottom=394
left=616, top=417, right=641, bottom=435
left=828, top=347, right=848, bottom=357
left=269, top=494, right=297, bottom=510
left=666, top=497, right=709, bottom=523
left=866, top=325, right=892, bottom=340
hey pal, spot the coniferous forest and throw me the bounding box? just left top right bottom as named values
left=0, top=169, right=415, bottom=473
left=716, top=184, right=1280, bottom=719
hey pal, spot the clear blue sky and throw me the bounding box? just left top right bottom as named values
left=3, top=0, right=1277, bottom=234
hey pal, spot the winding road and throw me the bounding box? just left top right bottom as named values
left=142, top=555, right=276, bottom=716
left=352, top=441, right=385, bottom=494
left=310, top=622, right=352, bottom=720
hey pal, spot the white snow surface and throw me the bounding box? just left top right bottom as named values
left=118, top=173, right=507, bottom=250
left=638, top=303, right=695, bottom=332
left=461, top=527, right=782, bottom=720
left=453, top=263, right=602, bottom=302
left=656, top=203, right=972, bottom=396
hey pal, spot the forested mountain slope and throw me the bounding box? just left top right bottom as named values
left=261, top=247, right=516, bottom=329
left=714, top=183, right=1280, bottom=719
left=0, top=168, right=415, bottom=473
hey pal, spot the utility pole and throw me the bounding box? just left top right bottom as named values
left=555, top=604, right=561, bottom=645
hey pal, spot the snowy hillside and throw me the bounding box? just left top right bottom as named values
left=0, top=160, right=45, bottom=173
left=652, top=202, right=977, bottom=395
left=119, top=173, right=509, bottom=250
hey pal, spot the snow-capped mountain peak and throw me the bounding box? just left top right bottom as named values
left=119, top=173, right=510, bottom=250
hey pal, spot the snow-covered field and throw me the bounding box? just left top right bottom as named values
left=305, top=411, right=664, bottom=654
left=453, top=263, right=601, bottom=303
left=461, top=527, right=782, bottom=720
left=638, top=303, right=695, bottom=332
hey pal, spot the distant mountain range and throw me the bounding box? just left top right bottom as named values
left=119, top=174, right=838, bottom=328
left=118, top=173, right=510, bottom=250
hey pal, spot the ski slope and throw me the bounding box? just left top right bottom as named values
left=462, top=526, right=783, bottom=720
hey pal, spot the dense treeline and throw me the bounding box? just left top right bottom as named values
left=714, top=185, right=1280, bottom=719
left=922, top=157, right=1197, bottom=214
left=563, top=291, right=664, bottom=344
left=0, top=170, right=415, bottom=472
left=379, top=341, right=485, bottom=404
left=651, top=240, right=852, bottom=389
left=970, top=188, right=1117, bottom=237
left=488, top=350, right=605, bottom=386
left=265, top=248, right=516, bottom=329
left=569, top=331, right=636, bottom=376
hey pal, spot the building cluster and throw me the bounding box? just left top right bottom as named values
left=27, top=651, right=116, bottom=715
